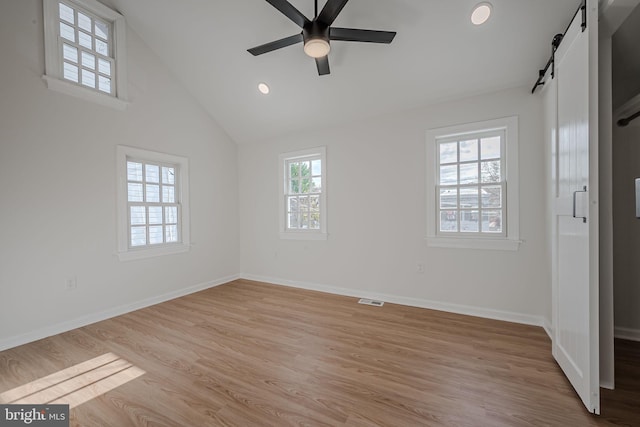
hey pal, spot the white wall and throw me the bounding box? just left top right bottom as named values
left=0, top=0, right=239, bottom=349
left=239, top=86, right=549, bottom=324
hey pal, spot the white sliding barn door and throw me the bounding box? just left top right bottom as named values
left=548, top=0, right=600, bottom=414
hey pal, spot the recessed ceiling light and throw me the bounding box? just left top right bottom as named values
left=258, top=82, right=270, bottom=95
left=471, top=2, right=492, bottom=25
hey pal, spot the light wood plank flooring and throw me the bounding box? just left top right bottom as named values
left=0, top=279, right=638, bottom=426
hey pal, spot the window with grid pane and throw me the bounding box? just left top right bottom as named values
left=117, top=146, right=190, bottom=261
left=57, top=1, right=114, bottom=94
left=43, top=0, right=127, bottom=109
left=437, top=130, right=505, bottom=235
left=126, top=160, right=180, bottom=247
left=279, top=147, right=327, bottom=240
left=426, top=117, right=520, bottom=251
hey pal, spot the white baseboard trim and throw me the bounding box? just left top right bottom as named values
left=600, top=380, right=614, bottom=390
left=240, top=274, right=546, bottom=328
left=614, top=326, right=640, bottom=342
left=543, top=318, right=553, bottom=340
left=0, top=274, right=240, bottom=352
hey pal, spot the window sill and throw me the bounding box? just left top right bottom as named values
left=117, top=243, right=190, bottom=262
left=426, top=236, right=521, bottom=251
left=43, top=75, right=128, bottom=111
left=279, top=232, right=328, bottom=241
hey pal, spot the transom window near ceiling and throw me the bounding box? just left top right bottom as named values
left=43, top=0, right=128, bottom=109
left=58, top=1, right=113, bottom=94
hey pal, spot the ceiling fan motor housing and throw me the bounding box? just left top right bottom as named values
left=303, top=21, right=330, bottom=45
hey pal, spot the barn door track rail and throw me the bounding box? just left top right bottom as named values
left=531, top=0, right=587, bottom=94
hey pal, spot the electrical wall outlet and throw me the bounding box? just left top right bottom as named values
left=66, top=276, right=77, bottom=291
left=417, top=263, right=425, bottom=274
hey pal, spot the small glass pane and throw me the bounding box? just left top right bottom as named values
left=63, top=44, right=78, bottom=63
left=300, top=178, right=311, bottom=193
left=81, top=51, right=95, bottom=69
left=81, top=69, right=95, bottom=88
left=288, top=213, right=299, bottom=229
left=127, top=161, right=143, bottom=181
left=149, top=226, right=163, bottom=244
left=481, top=136, right=501, bottom=160
left=439, top=188, right=457, bottom=209
left=287, top=196, right=298, bottom=213
left=146, top=184, right=159, bottom=202
left=95, top=20, right=109, bottom=39
left=309, top=195, right=320, bottom=211
left=459, top=139, right=478, bottom=162
left=439, top=164, right=457, bottom=185
left=310, top=212, right=320, bottom=229
left=460, top=211, right=479, bottom=232
left=439, top=142, right=457, bottom=164
left=130, top=206, right=146, bottom=225
left=162, top=186, right=175, bottom=203
left=130, top=226, right=146, bottom=246
left=63, top=62, right=78, bottom=82
left=148, top=206, right=162, bottom=225
left=98, top=58, right=111, bottom=76
left=145, top=164, right=159, bottom=183
left=59, top=3, right=74, bottom=24
left=127, top=183, right=143, bottom=202
left=165, top=207, right=178, bottom=224
left=440, top=211, right=457, bottom=232
left=481, top=160, right=501, bottom=183
left=77, top=12, right=91, bottom=32
left=289, top=162, right=300, bottom=178
left=481, top=186, right=502, bottom=208
left=78, top=31, right=92, bottom=49
left=98, top=75, right=111, bottom=93
left=311, top=177, right=321, bottom=192
left=299, top=196, right=309, bottom=211
left=300, top=161, right=310, bottom=177
left=311, top=160, right=321, bottom=176
left=484, top=210, right=503, bottom=233
left=165, top=225, right=178, bottom=242
left=289, top=178, right=299, bottom=194
left=95, top=38, right=108, bottom=56
left=459, top=163, right=478, bottom=184
left=301, top=212, right=309, bottom=229
left=60, top=22, right=75, bottom=42
left=162, top=167, right=175, bottom=184
left=460, top=187, right=479, bottom=208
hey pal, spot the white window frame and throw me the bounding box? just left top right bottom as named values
left=116, top=146, right=190, bottom=261
left=43, top=0, right=128, bottom=110
left=426, top=116, right=521, bottom=251
left=278, top=147, right=327, bottom=240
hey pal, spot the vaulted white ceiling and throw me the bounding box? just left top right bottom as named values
left=105, top=0, right=578, bottom=144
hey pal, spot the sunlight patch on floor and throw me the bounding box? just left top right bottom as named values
left=0, top=352, right=145, bottom=408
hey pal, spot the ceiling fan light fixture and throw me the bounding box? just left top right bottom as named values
left=471, top=2, right=492, bottom=25
left=304, top=38, right=330, bottom=58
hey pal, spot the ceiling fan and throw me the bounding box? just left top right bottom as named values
left=247, top=0, right=396, bottom=76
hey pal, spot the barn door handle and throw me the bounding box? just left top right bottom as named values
left=572, top=186, right=587, bottom=223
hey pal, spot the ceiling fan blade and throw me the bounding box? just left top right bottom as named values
left=265, top=0, right=310, bottom=28
left=330, top=28, right=396, bottom=43
left=316, top=56, right=330, bottom=75
left=317, top=0, right=350, bottom=26
left=248, top=33, right=303, bottom=56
